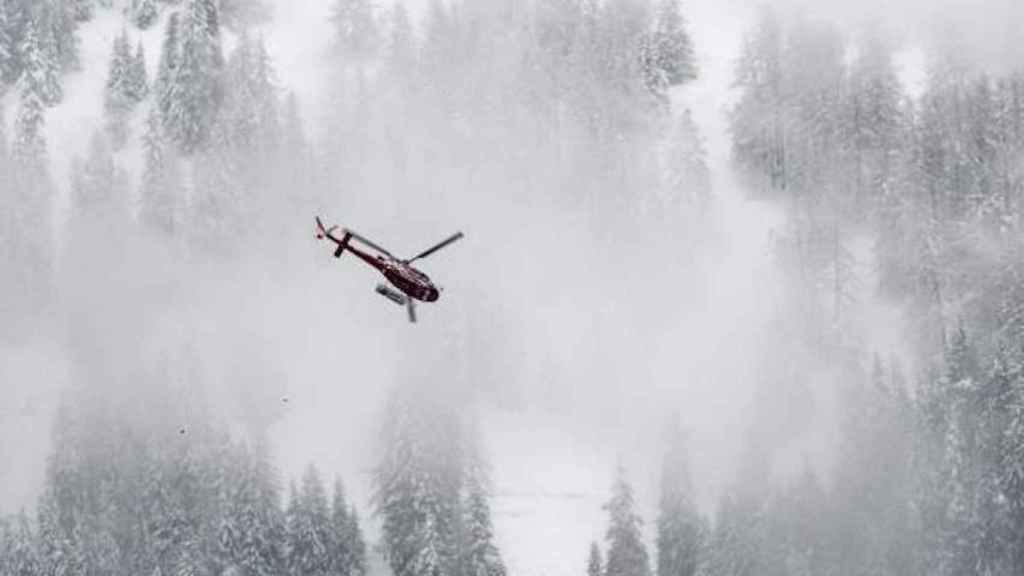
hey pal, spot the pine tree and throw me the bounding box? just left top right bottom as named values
left=70, top=0, right=93, bottom=22
left=140, top=106, right=183, bottom=237
left=587, top=542, right=603, bottom=576
left=729, top=6, right=785, bottom=196
left=133, top=0, right=159, bottom=30
left=373, top=389, right=463, bottom=576
left=60, top=0, right=84, bottom=69
left=19, top=14, right=61, bottom=107
left=278, top=92, right=313, bottom=206
left=345, top=507, right=367, bottom=576
left=219, top=0, right=272, bottom=30
left=285, top=482, right=301, bottom=573
left=330, top=0, right=379, bottom=63
left=0, top=96, right=8, bottom=166
left=0, top=1, right=16, bottom=86
left=130, top=41, right=149, bottom=101
left=36, top=485, right=81, bottom=573
left=661, top=109, right=710, bottom=208
left=458, top=431, right=505, bottom=576
left=604, top=467, right=652, bottom=576
left=847, top=25, right=905, bottom=217
left=104, top=28, right=136, bottom=148
left=0, top=517, right=11, bottom=575
left=155, top=11, right=181, bottom=128
left=12, top=24, right=50, bottom=172
left=70, top=131, right=125, bottom=221
left=329, top=481, right=351, bottom=576
left=217, top=444, right=286, bottom=576
left=656, top=421, right=701, bottom=576
left=385, top=3, right=415, bottom=79
left=287, top=465, right=333, bottom=576
left=328, top=480, right=366, bottom=576
left=6, top=513, right=40, bottom=576
left=219, top=32, right=279, bottom=161
left=646, top=0, right=697, bottom=88
left=460, top=463, right=506, bottom=576
left=168, top=0, right=224, bottom=153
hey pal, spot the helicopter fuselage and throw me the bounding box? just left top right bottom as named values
left=346, top=244, right=440, bottom=302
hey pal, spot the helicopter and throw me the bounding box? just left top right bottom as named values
left=315, top=217, right=464, bottom=323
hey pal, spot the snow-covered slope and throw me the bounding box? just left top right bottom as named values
left=7, top=3, right=929, bottom=576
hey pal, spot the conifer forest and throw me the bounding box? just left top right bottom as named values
left=1, top=1, right=1024, bottom=576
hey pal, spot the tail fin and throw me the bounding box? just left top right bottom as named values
left=315, top=216, right=338, bottom=240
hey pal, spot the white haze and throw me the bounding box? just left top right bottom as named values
left=1, top=2, right=1021, bottom=576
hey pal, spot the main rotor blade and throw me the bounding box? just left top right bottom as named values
left=346, top=230, right=394, bottom=257
left=408, top=232, right=464, bottom=263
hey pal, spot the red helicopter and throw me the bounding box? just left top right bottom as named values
left=315, top=217, right=464, bottom=323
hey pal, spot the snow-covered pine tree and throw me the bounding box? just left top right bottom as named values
left=0, top=96, right=7, bottom=167
left=277, top=92, right=314, bottom=207
left=285, top=482, right=301, bottom=573
left=133, top=0, right=159, bottom=30
left=729, top=6, right=785, bottom=196
left=648, top=0, right=696, bottom=87
left=459, top=452, right=506, bottom=576
left=216, top=443, right=286, bottom=576
left=330, top=0, right=379, bottom=64
left=329, top=480, right=366, bottom=576
left=0, top=517, right=10, bottom=575
left=384, top=3, right=415, bottom=79
left=168, top=0, right=224, bottom=153
left=329, top=481, right=352, bottom=576
left=219, top=0, right=272, bottom=30
left=6, top=513, right=40, bottom=576
left=69, top=0, right=93, bottom=22
left=643, top=0, right=696, bottom=104
left=189, top=111, right=243, bottom=251
left=660, top=109, right=710, bottom=208
left=70, top=131, right=122, bottom=219
left=155, top=11, right=181, bottom=129
left=36, top=490, right=82, bottom=576
left=998, top=344, right=1024, bottom=572
left=656, top=420, right=701, bottom=576
left=130, top=41, right=149, bottom=101
left=703, top=489, right=759, bottom=576
left=104, top=27, right=136, bottom=148
left=8, top=20, right=54, bottom=306
left=45, top=0, right=82, bottom=72
left=287, top=465, right=333, bottom=576
left=0, top=1, right=16, bottom=86
left=373, top=388, right=463, bottom=576
left=219, top=32, right=279, bottom=162
left=19, top=13, right=61, bottom=107
left=344, top=507, right=367, bottom=576
left=847, top=25, right=905, bottom=218
left=140, top=106, right=183, bottom=237
left=604, top=467, right=652, bottom=576
left=587, top=542, right=603, bottom=576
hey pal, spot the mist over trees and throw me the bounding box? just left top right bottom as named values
left=1, top=1, right=1022, bottom=576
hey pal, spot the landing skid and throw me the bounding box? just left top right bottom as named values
left=406, top=299, right=417, bottom=323
left=375, top=284, right=417, bottom=323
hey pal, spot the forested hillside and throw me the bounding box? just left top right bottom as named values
left=1, top=1, right=1023, bottom=576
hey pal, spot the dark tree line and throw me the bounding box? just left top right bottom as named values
left=718, top=7, right=1024, bottom=576
left=0, top=385, right=368, bottom=576
left=578, top=12, right=1023, bottom=576
left=373, top=387, right=506, bottom=576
